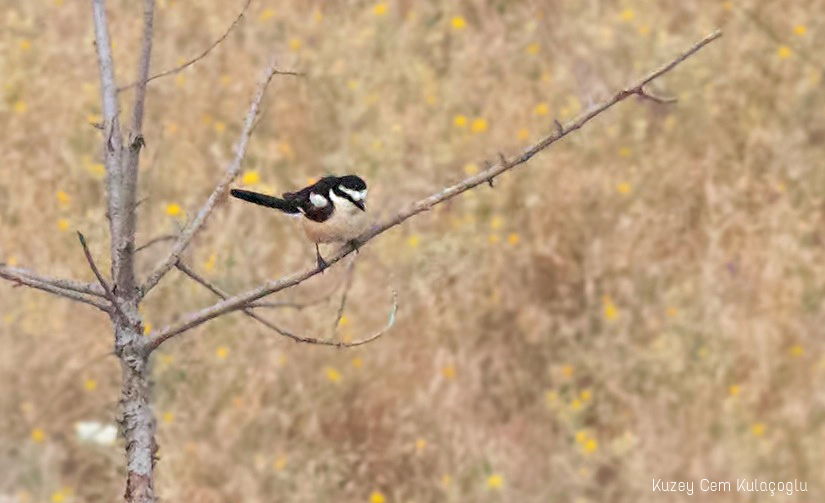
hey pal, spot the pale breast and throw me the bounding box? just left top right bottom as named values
left=301, top=200, right=369, bottom=243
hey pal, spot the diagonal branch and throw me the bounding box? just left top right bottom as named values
left=146, top=30, right=722, bottom=351
left=174, top=261, right=396, bottom=347
left=118, top=0, right=253, bottom=92
left=77, top=232, right=132, bottom=324
left=0, top=265, right=110, bottom=311
left=140, top=61, right=283, bottom=297
left=0, top=263, right=104, bottom=297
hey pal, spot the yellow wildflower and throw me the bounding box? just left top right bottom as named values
left=143, top=323, right=152, bottom=335
left=351, top=357, right=363, bottom=369
left=453, top=114, right=468, bottom=128
left=325, top=366, right=342, bottom=383
left=534, top=102, right=549, bottom=116
left=751, top=423, right=766, bottom=437
left=794, top=25, right=806, bottom=37
left=83, top=378, right=97, bottom=391
left=370, top=491, right=386, bottom=503
left=213, top=121, right=226, bottom=133
left=451, top=16, right=466, bottom=30
left=20, top=39, right=31, bottom=51
left=777, top=45, right=792, bottom=59
left=204, top=253, right=217, bottom=272
left=603, top=296, right=619, bottom=321
left=584, top=438, right=598, bottom=453
left=789, top=344, right=804, bottom=357
left=570, top=398, right=582, bottom=411
left=13, top=100, right=27, bottom=115
left=729, top=384, right=740, bottom=396
left=288, top=38, right=303, bottom=52
left=580, top=389, right=592, bottom=401
left=507, top=233, right=520, bottom=245
left=471, top=118, right=488, bottom=133
left=373, top=3, right=388, bottom=16
left=162, top=411, right=174, bottom=424
left=666, top=306, right=678, bottom=318
left=57, top=219, right=69, bottom=231
left=488, top=233, right=501, bottom=244
left=258, top=8, right=276, bottom=22
left=486, top=473, right=504, bottom=489
left=415, top=438, right=427, bottom=452
left=441, top=365, right=456, bottom=379
left=561, top=365, right=574, bottom=378
left=407, top=235, right=420, bottom=248
left=619, top=9, right=635, bottom=22
left=31, top=428, right=46, bottom=443
left=575, top=430, right=588, bottom=443
left=618, top=146, right=632, bottom=158
left=517, top=128, right=529, bottom=141
left=526, top=42, right=540, bottom=55
left=617, top=182, right=632, bottom=195
left=274, top=454, right=287, bottom=471
left=463, top=162, right=479, bottom=175
left=174, top=74, right=185, bottom=87
left=441, top=474, right=452, bottom=487
left=242, top=171, right=260, bottom=185
left=165, top=203, right=182, bottom=217
left=56, top=191, right=70, bottom=205
left=215, top=346, right=229, bottom=359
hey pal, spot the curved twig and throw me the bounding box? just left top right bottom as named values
left=117, top=0, right=253, bottom=92
left=174, top=260, right=395, bottom=347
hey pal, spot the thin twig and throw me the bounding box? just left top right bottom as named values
left=135, top=234, right=177, bottom=253
left=0, top=265, right=110, bottom=311
left=117, top=0, right=252, bottom=92
left=140, top=61, right=283, bottom=297
left=77, top=232, right=131, bottom=324
left=175, top=261, right=395, bottom=347
left=146, top=30, right=722, bottom=350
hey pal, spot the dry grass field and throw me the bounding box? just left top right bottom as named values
left=1, top=0, right=824, bottom=502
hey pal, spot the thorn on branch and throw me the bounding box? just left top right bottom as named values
left=130, top=134, right=146, bottom=152
left=554, top=119, right=564, bottom=135
left=634, top=86, right=677, bottom=104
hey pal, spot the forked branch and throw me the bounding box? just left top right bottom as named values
left=145, top=30, right=722, bottom=350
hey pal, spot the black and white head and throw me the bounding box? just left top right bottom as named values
left=329, top=175, right=367, bottom=211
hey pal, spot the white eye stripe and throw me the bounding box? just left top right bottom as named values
left=338, top=185, right=367, bottom=201
left=309, top=192, right=328, bottom=208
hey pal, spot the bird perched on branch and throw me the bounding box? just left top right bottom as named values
left=230, top=175, right=369, bottom=270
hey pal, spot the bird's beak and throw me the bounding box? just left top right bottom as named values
left=354, top=200, right=366, bottom=211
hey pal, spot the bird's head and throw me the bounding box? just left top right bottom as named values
left=335, top=175, right=367, bottom=211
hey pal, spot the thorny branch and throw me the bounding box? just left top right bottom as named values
left=140, top=61, right=282, bottom=297
left=144, top=30, right=723, bottom=350
left=175, top=260, right=396, bottom=347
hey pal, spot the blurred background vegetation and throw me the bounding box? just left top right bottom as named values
left=1, top=0, right=823, bottom=502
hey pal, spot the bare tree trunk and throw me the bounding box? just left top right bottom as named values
left=116, top=314, right=156, bottom=503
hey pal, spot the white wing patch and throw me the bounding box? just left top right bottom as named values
left=339, top=185, right=367, bottom=201
left=309, top=192, right=329, bottom=208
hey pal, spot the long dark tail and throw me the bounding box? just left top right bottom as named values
left=230, top=189, right=300, bottom=214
